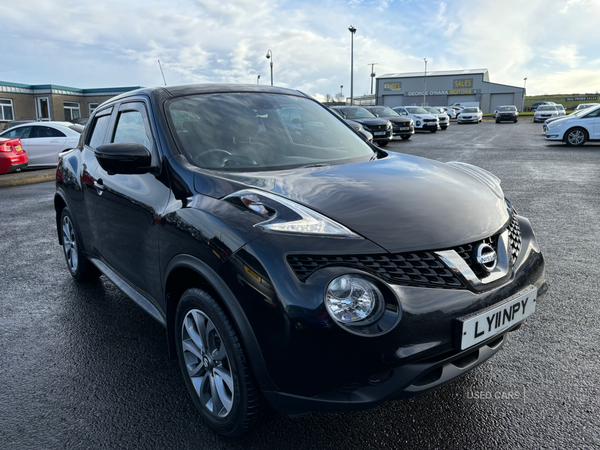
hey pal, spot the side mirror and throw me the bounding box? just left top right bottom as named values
left=95, top=142, right=152, bottom=175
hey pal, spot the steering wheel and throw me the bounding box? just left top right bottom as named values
left=199, top=149, right=232, bottom=158
left=222, top=155, right=258, bottom=167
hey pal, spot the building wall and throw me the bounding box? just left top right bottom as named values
left=0, top=81, right=141, bottom=129
left=0, top=92, right=37, bottom=121
left=376, top=72, right=524, bottom=113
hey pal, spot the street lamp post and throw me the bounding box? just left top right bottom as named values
left=257, top=75, right=261, bottom=85
left=523, top=77, right=527, bottom=111
left=368, top=63, right=378, bottom=95
left=423, top=58, right=428, bottom=107
left=266, top=50, right=273, bottom=86
left=348, top=26, right=357, bottom=105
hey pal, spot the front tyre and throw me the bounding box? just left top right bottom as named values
left=378, top=140, right=389, bottom=147
left=60, top=208, right=100, bottom=282
left=564, top=128, right=587, bottom=146
left=401, top=135, right=411, bottom=140
left=175, top=288, right=267, bottom=437
left=430, top=129, right=437, bottom=133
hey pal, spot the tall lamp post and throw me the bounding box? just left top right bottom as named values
left=340, top=85, right=343, bottom=99
left=266, top=50, right=273, bottom=86
left=523, top=77, right=527, bottom=111
left=368, top=63, right=378, bottom=95
left=257, top=75, right=261, bottom=85
left=348, top=25, right=357, bottom=105
left=423, top=58, right=428, bottom=107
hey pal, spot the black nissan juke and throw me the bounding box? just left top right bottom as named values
left=55, top=84, right=547, bottom=437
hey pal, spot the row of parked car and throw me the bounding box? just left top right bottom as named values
left=0, top=122, right=83, bottom=174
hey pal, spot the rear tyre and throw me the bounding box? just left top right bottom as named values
left=564, top=128, right=587, bottom=146
left=175, top=288, right=268, bottom=437
left=60, top=208, right=101, bottom=282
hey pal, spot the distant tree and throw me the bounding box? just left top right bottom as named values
left=325, top=94, right=334, bottom=103
left=335, top=92, right=345, bottom=102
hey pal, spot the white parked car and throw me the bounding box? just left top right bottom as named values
left=0, top=122, right=83, bottom=168
left=543, top=108, right=588, bottom=132
left=533, top=105, right=560, bottom=123
left=423, top=107, right=450, bottom=129
left=434, top=106, right=456, bottom=119
left=392, top=106, right=439, bottom=132
left=556, top=104, right=566, bottom=116
left=545, top=104, right=600, bottom=145
left=574, top=103, right=599, bottom=112
left=457, top=107, right=483, bottom=124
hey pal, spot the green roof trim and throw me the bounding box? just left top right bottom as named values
left=0, top=80, right=142, bottom=94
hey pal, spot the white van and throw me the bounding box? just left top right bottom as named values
left=450, top=102, right=480, bottom=108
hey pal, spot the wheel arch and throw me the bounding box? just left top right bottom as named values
left=54, top=190, right=69, bottom=245
left=164, top=254, right=278, bottom=392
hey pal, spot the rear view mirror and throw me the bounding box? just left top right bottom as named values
left=95, top=142, right=152, bottom=175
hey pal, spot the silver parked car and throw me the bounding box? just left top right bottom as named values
left=424, top=107, right=450, bottom=130
left=0, top=122, right=83, bottom=168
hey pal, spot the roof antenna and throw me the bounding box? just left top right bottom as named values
left=158, top=59, right=167, bottom=86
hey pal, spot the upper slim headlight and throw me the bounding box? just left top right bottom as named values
left=224, top=189, right=362, bottom=239
left=548, top=121, right=564, bottom=129
left=446, top=161, right=504, bottom=199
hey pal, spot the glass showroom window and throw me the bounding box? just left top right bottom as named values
left=0, top=99, right=14, bottom=121
left=89, top=103, right=99, bottom=116
left=64, top=102, right=81, bottom=121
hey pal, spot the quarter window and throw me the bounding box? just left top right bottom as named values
left=0, top=99, right=14, bottom=121
left=64, top=102, right=81, bottom=121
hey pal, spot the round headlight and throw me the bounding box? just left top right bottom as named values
left=325, top=275, right=384, bottom=325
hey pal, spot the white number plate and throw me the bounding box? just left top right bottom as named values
left=457, top=287, right=537, bottom=350
left=374, top=131, right=386, bottom=136
left=399, top=127, right=410, bottom=131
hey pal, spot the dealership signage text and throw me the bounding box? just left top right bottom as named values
left=406, top=89, right=478, bottom=96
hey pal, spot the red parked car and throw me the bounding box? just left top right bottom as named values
left=0, top=138, right=28, bottom=174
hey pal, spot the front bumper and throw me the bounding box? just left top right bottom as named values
left=497, top=114, right=517, bottom=122
left=228, top=214, right=547, bottom=415
left=458, top=116, right=478, bottom=123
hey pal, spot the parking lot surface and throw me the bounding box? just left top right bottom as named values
left=1, top=121, right=599, bottom=449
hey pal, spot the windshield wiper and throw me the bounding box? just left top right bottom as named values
left=302, top=163, right=331, bottom=168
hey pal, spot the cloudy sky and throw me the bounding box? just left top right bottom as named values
left=3, top=0, right=599, bottom=99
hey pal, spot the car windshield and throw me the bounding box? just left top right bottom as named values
left=406, top=107, right=429, bottom=114
left=167, top=93, right=376, bottom=171
left=369, top=107, right=399, bottom=117
left=425, top=107, right=441, bottom=114
left=538, top=106, right=557, bottom=111
left=462, top=108, right=478, bottom=113
left=338, top=107, right=377, bottom=119
left=498, top=106, right=517, bottom=111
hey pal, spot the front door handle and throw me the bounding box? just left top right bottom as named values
left=94, top=179, right=105, bottom=194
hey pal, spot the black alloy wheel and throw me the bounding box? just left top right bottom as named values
left=175, top=288, right=268, bottom=437
left=60, top=208, right=101, bottom=282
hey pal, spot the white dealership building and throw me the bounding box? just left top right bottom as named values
left=375, top=69, right=525, bottom=113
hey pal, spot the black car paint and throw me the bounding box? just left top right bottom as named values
left=55, top=84, right=546, bottom=417
left=365, top=106, right=415, bottom=139
left=330, top=106, right=393, bottom=144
